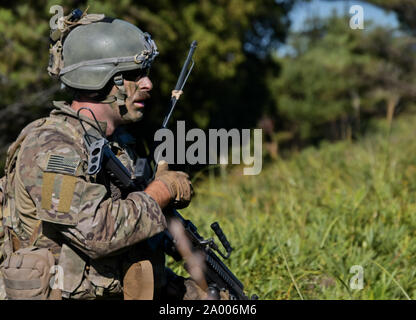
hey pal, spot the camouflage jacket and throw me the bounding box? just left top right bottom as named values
left=1, top=101, right=167, bottom=299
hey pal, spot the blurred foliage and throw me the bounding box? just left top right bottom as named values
left=272, top=14, right=416, bottom=143
left=366, top=0, right=416, bottom=34
left=171, top=113, right=416, bottom=299
left=2, top=0, right=416, bottom=301
left=169, top=115, right=416, bottom=300
left=1, top=1, right=416, bottom=168
left=0, top=0, right=297, bottom=171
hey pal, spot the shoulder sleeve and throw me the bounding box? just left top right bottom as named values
left=0, top=175, right=5, bottom=237
left=19, top=127, right=167, bottom=259
left=18, top=127, right=86, bottom=226
left=0, top=175, right=5, bottom=206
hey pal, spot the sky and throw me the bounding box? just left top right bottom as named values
left=289, top=0, right=399, bottom=31
left=277, top=0, right=400, bottom=55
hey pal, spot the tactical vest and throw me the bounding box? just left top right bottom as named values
left=1, top=105, right=167, bottom=300
left=0, top=112, right=125, bottom=299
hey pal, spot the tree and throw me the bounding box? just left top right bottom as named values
left=271, top=14, right=416, bottom=144
left=357, top=26, right=416, bottom=127
left=365, top=0, right=416, bottom=35
left=0, top=1, right=299, bottom=171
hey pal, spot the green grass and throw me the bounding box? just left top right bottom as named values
left=168, top=114, right=416, bottom=300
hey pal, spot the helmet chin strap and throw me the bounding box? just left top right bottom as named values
left=100, top=74, right=144, bottom=123
left=100, top=74, right=128, bottom=106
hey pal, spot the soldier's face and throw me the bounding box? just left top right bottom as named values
left=111, top=69, right=153, bottom=124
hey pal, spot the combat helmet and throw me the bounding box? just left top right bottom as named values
left=48, top=9, right=158, bottom=104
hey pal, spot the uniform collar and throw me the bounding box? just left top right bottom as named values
left=51, top=101, right=108, bottom=137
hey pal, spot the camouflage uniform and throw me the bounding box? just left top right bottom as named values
left=0, top=14, right=203, bottom=301
left=0, top=176, right=5, bottom=300
left=1, top=101, right=168, bottom=299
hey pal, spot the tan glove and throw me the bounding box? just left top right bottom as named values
left=155, top=161, right=193, bottom=209
left=183, top=279, right=208, bottom=300
left=183, top=279, right=230, bottom=300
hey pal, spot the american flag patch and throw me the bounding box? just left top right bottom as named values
left=46, top=154, right=80, bottom=175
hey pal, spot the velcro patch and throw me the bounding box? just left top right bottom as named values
left=46, top=154, right=80, bottom=175
left=38, top=172, right=84, bottom=226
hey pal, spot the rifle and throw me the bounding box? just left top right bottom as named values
left=78, top=41, right=257, bottom=300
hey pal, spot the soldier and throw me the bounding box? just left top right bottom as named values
left=0, top=12, right=210, bottom=300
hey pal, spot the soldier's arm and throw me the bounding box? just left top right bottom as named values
left=0, top=176, right=5, bottom=239
left=144, top=180, right=171, bottom=209
left=18, top=129, right=167, bottom=259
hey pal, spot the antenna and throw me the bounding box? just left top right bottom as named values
left=76, top=107, right=106, bottom=145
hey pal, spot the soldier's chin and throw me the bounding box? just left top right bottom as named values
left=121, top=110, right=144, bottom=123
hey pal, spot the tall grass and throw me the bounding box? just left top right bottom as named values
left=168, top=114, right=416, bottom=300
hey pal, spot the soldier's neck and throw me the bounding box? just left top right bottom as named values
left=71, top=100, right=119, bottom=136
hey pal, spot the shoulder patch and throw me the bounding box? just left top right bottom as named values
left=37, top=172, right=86, bottom=226
left=46, top=154, right=80, bottom=175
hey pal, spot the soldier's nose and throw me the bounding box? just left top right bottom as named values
left=138, top=76, right=153, bottom=92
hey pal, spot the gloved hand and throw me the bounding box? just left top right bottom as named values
left=183, top=279, right=230, bottom=300
left=183, top=279, right=208, bottom=300
left=154, top=161, right=193, bottom=209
